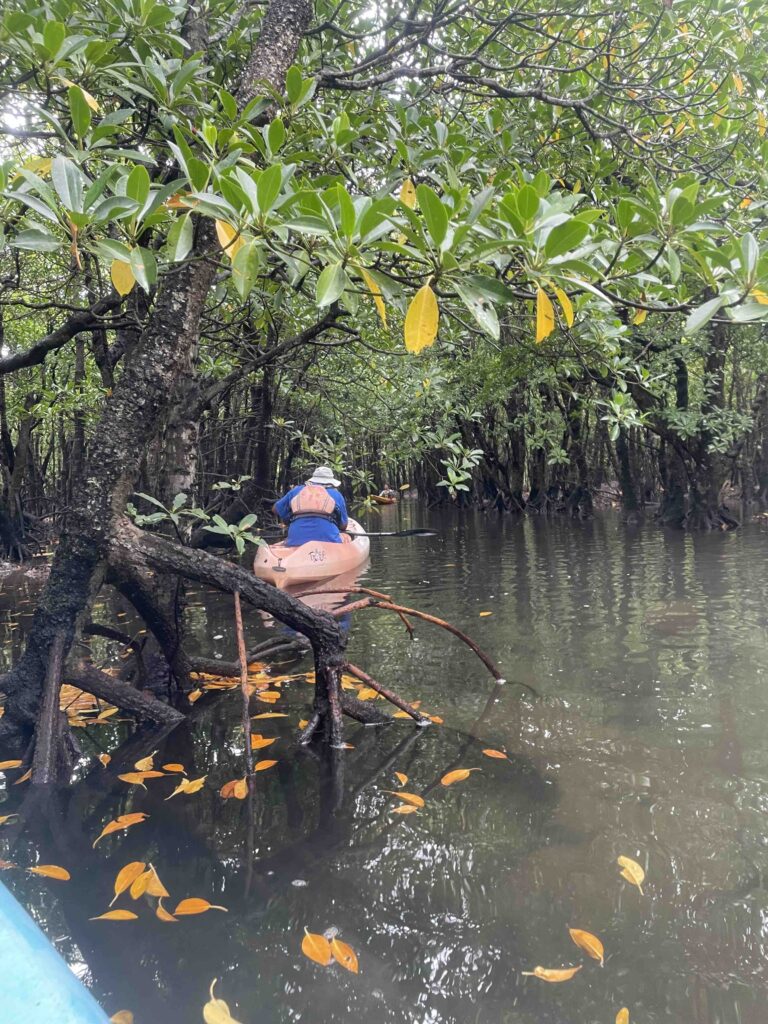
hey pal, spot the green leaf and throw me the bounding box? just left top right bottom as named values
left=285, top=66, right=303, bottom=104
left=684, top=295, right=726, bottom=334
left=462, top=274, right=516, bottom=304
left=336, top=184, right=356, bottom=239
left=43, top=21, right=66, bottom=58
left=316, top=261, right=348, bottom=307
left=516, top=185, right=539, bottom=223
left=416, top=184, right=449, bottom=249
left=256, top=164, right=282, bottom=214
left=544, top=219, right=590, bottom=259
left=129, top=246, right=157, bottom=292
left=126, top=165, right=150, bottom=206
left=267, top=117, right=285, bottom=154
left=454, top=279, right=500, bottom=339
left=68, top=86, right=91, bottom=137
left=10, top=228, right=62, bottom=252
left=167, top=214, right=194, bottom=262
left=740, top=233, right=758, bottom=278
left=51, top=156, right=84, bottom=212
left=231, top=240, right=261, bottom=299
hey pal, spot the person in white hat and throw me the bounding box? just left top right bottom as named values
left=272, top=466, right=349, bottom=546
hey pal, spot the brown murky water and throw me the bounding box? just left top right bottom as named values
left=1, top=508, right=767, bottom=1023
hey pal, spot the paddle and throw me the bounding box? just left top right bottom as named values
left=256, top=527, right=436, bottom=540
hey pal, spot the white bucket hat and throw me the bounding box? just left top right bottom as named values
left=307, top=465, right=341, bottom=487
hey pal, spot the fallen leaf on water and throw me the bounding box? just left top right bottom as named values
left=393, top=710, right=413, bottom=719
left=188, top=689, right=203, bottom=703
left=0, top=814, right=18, bottom=825
left=166, top=775, right=207, bottom=799
left=391, top=805, right=418, bottom=815
left=331, top=937, right=359, bottom=973
left=482, top=748, right=508, bottom=760
left=568, top=927, right=604, bottom=965
left=110, top=1012, right=134, bottom=1024
left=617, top=855, right=645, bottom=894
left=96, top=707, right=119, bottom=721
left=162, top=763, right=186, bottom=773
left=110, top=862, right=146, bottom=906
left=0, top=760, right=19, bottom=772
left=0, top=860, right=16, bottom=869
left=144, top=864, right=169, bottom=898
left=203, top=979, right=242, bottom=1024
left=220, top=777, right=248, bottom=799
left=521, top=965, right=582, bottom=982
left=90, top=909, right=138, bottom=921
left=479, top=611, right=493, bottom=617
left=253, top=759, right=277, bottom=772
left=252, top=712, right=288, bottom=719
left=174, top=897, right=228, bottom=916
left=394, top=772, right=408, bottom=785
left=27, top=864, right=70, bottom=880
left=98, top=754, right=111, bottom=768
left=93, top=813, right=148, bottom=847
left=250, top=734, right=276, bottom=750
left=118, top=771, right=164, bottom=788
left=440, top=768, right=481, bottom=786
left=256, top=690, right=281, bottom=701
left=130, top=870, right=151, bottom=900
left=302, top=928, right=332, bottom=966
left=429, top=715, right=444, bottom=724
left=298, top=719, right=309, bottom=729
left=384, top=791, right=424, bottom=807
left=356, top=687, right=380, bottom=701
left=14, top=768, right=32, bottom=784
left=134, top=752, right=156, bottom=771
left=616, top=1010, right=629, bottom=1024
left=156, top=899, right=178, bottom=922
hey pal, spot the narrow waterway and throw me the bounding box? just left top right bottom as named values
left=1, top=509, right=767, bottom=1023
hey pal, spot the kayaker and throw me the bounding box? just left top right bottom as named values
left=273, top=466, right=349, bottom=546
left=378, top=484, right=398, bottom=499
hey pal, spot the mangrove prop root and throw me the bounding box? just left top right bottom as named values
left=344, top=662, right=431, bottom=726
left=233, top=592, right=255, bottom=779
left=298, top=711, right=321, bottom=745
left=189, top=636, right=307, bottom=677
left=70, top=664, right=185, bottom=725
left=31, top=632, right=66, bottom=785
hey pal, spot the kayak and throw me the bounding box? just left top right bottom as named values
left=253, top=517, right=370, bottom=588
left=0, top=880, right=110, bottom=1022
left=370, top=494, right=396, bottom=505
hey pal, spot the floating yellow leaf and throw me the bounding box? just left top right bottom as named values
left=331, top=937, right=359, bottom=973
left=0, top=814, right=18, bottom=825
left=554, top=287, right=574, bottom=327
left=118, top=772, right=151, bottom=788
left=399, top=179, right=417, bottom=209
left=255, top=690, right=281, bottom=701
left=14, top=768, right=32, bottom=784
left=391, top=805, right=418, bottom=815
left=174, top=897, right=228, bottom=916
left=616, top=1009, right=629, bottom=1024
left=535, top=287, right=555, bottom=343
left=404, top=284, right=439, bottom=353
left=220, top=777, right=248, bottom=799
left=479, top=611, right=492, bottom=617
left=156, top=899, right=178, bottom=922
left=617, top=855, right=645, bottom=893
left=385, top=790, right=424, bottom=807
left=111, top=259, right=135, bottom=297
left=166, top=775, right=207, bottom=799
left=361, top=268, right=388, bottom=329
left=93, top=812, right=148, bottom=847
left=298, top=719, right=309, bottom=729
left=633, top=308, right=648, bottom=325
left=394, top=772, right=408, bottom=785
left=144, top=865, right=169, bottom=898
left=203, top=980, right=242, bottom=1024
left=428, top=715, right=443, bottom=724
left=110, top=1013, right=134, bottom=1024
left=162, top=763, right=186, bottom=773
left=482, top=748, right=508, bottom=760
left=440, top=768, right=480, bottom=786
left=356, top=687, right=379, bottom=701
left=0, top=759, right=22, bottom=770
left=250, top=734, right=276, bottom=750
left=129, top=870, right=151, bottom=900
left=253, top=759, right=277, bottom=772
left=188, top=688, right=203, bottom=703
left=302, top=928, right=332, bottom=966
left=522, top=965, right=582, bottom=982
left=98, top=754, right=111, bottom=768
left=134, top=753, right=155, bottom=771
left=568, top=927, right=604, bottom=966
left=252, top=713, right=288, bottom=720
left=90, top=909, right=138, bottom=921
left=27, top=864, right=70, bottom=881
left=110, top=862, right=146, bottom=906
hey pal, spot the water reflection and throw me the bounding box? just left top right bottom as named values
left=1, top=511, right=768, bottom=1023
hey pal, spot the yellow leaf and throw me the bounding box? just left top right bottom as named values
left=134, top=753, right=155, bottom=771
left=166, top=775, right=207, bottom=799
left=162, top=763, right=186, bottom=773
left=60, top=78, right=100, bottom=111
left=440, top=768, right=481, bottom=786
left=361, top=268, right=388, bottom=329
left=252, top=713, right=288, bottom=719
left=479, top=611, right=492, bottom=617
left=90, top=909, right=139, bottom=921
left=522, top=965, right=582, bottom=983
left=144, top=865, right=169, bottom=898
left=110, top=1013, right=134, bottom=1024
left=203, top=980, right=242, bottom=1024
left=404, top=284, right=439, bottom=353
left=385, top=791, right=424, bottom=807
left=740, top=197, right=752, bottom=209
left=554, top=287, right=574, bottom=327
left=616, top=1010, right=630, bottom=1024
left=253, top=759, right=277, bottom=772
left=391, top=805, right=418, bottom=815
left=732, top=72, right=744, bottom=95
left=111, top=259, right=135, bottom=297
left=109, top=862, right=146, bottom=906
left=23, top=156, right=52, bottom=177
left=220, top=777, right=248, bottom=799
left=0, top=814, right=18, bottom=825
left=298, top=719, right=309, bottom=729
left=302, top=928, right=332, bottom=966
left=117, top=772, right=150, bottom=788
left=0, top=759, right=22, bottom=770
left=331, top=937, right=359, bottom=973
left=93, top=813, right=148, bottom=847
left=356, top=687, right=379, bottom=701
left=482, top=748, right=508, bottom=760
left=215, top=219, right=243, bottom=259
left=393, top=710, right=412, bottom=719
left=173, top=897, right=228, bottom=915
left=535, top=287, right=555, bottom=343
left=250, top=734, right=277, bottom=750
left=130, top=870, right=151, bottom=900
left=156, top=899, right=178, bottom=923
left=633, top=308, right=648, bottom=325
left=98, top=754, right=111, bottom=768
left=572, top=179, right=581, bottom=194
left=568, top=927, right=604, bottom=965
left=255, top=690, right=281, bottom=701
left=394, top=772, right=408, bottom=785
left=27, top=864, right=70, bottom=881
left=188, top=688, right=203, bottom=703
left=617, top=855, right=645, bottom=894
left=14, top=768, right=32, bottom=784
left=758, top=111, right=766, bottom=137
left=750, top=288, right=768, bottom=305
left=399, top=179, right=417, bottom=209
left=429, top=714, right=443, bottom=724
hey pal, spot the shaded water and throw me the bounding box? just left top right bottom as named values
left=2, top=510, right=768, bottom=1023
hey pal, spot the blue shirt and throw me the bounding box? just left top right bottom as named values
left=273, top=485, right=348, bottom=546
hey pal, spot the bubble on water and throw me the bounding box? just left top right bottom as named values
left=291, top=879, right=308, bottom=887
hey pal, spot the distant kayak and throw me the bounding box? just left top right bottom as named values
left=0, top=881, right=110, bottom=1022
left=253, top=518, right=370, bottom=588
left=370, top=494, right=396, bottom=505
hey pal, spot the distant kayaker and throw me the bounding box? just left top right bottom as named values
left=378, top=484, right=398, bottom=499
left=273, top=466, right=349, bottom=546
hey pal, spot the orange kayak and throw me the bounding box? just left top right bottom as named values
left=370, top=494, right=396, bottom=505
left=252, top=518, right=370, bottom=588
